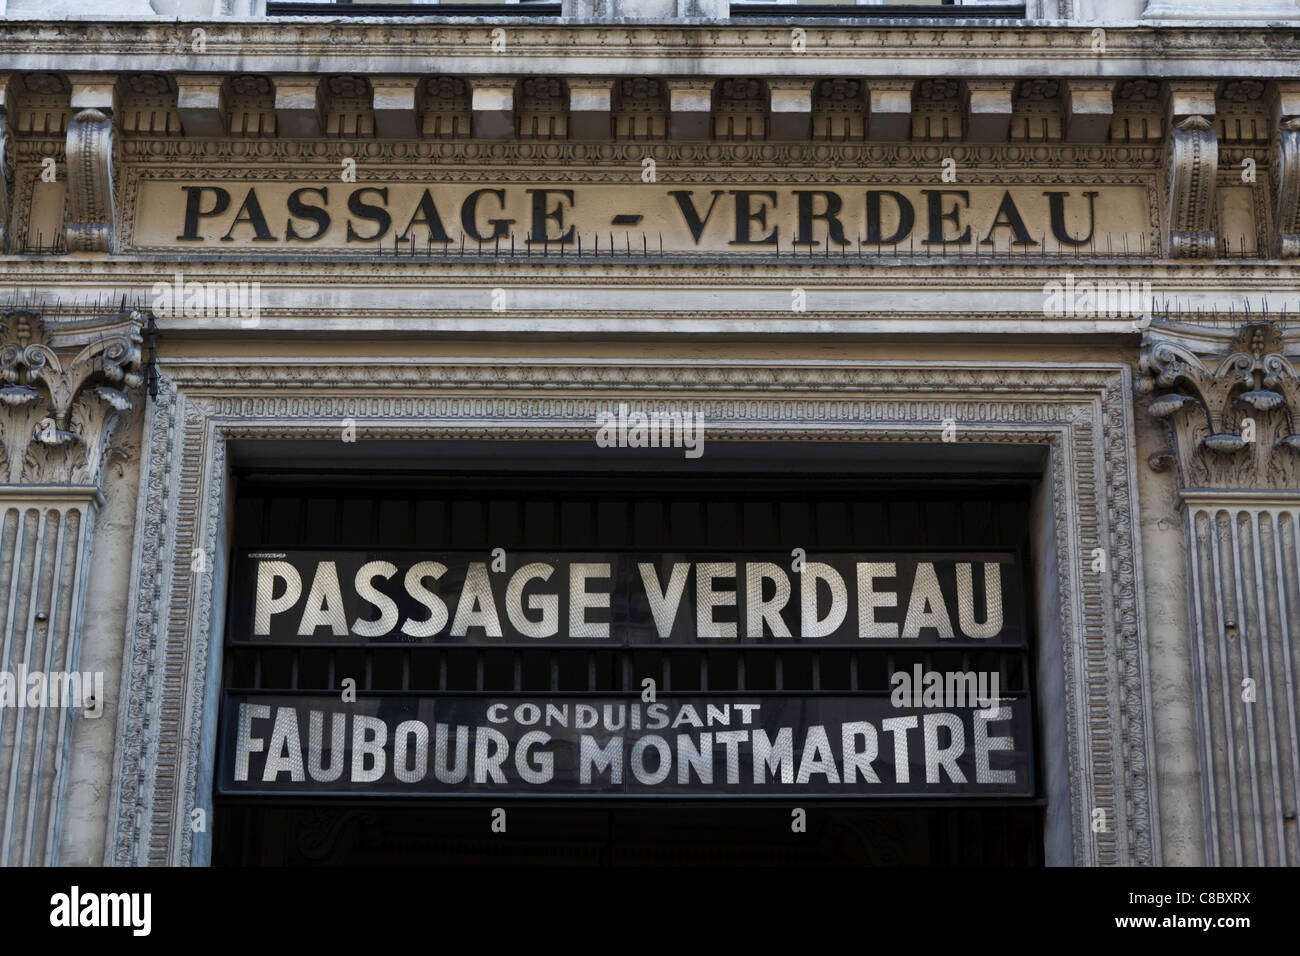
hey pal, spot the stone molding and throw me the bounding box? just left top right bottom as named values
left=104, top=357, right=1157, bottom=867
left=3, top=24, right=1300, bottom=74
left=1140, top=319, right=1300, bottom=492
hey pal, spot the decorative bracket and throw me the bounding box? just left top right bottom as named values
left=1164, top=83, right=1218, bottom=259
left=64, top=93, right=116, bottom=252
left=1271, top=81, right=1300, bottom=258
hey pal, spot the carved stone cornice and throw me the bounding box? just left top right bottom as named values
left=64, top=107, right=116, bottom=252
left=0, top=307, right=144, bottom=488
left=4, top=23, right=1300, bottom=75
left=1139, top=320, right=1300, bottom=491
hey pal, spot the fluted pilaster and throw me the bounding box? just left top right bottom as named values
left=1141, top=319, right=1300, bottom=865
left=0, top=306, right=142, bottom=866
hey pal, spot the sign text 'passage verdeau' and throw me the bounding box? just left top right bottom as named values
left=143, top=182, right=1125, bottom=253
left=220, top=694, right=1033, bottom=798
left=233, top=550, right=1022, bottom=646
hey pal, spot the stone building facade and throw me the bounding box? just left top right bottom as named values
left=0, top=0, right=1297, bottom=866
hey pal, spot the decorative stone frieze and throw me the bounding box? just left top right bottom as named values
left=1011, top=78, right=1064, bottom=143
left=1216, top=80, right=1269, bottom=144
left=419, top=76, right=470, bottom=140
left=713, top=78, right=768, bottom=142
left=117, top=73, right=179, bottom=137
left=320, top=75, right=373, bottom=139
left=13, top=72, right=70, bottom=139
left=811, top=78, right=865, bottom=142
left=517, top=76, right=568, bottom=140
left=1111, top=79, right=1164, bottom=144
left=613, top=77, right=667, bottom=140
left=223, top=74, right=274, bottom=137
left=912, top=78, right=962, bottom=142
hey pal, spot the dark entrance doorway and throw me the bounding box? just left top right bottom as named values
left=213, top=451, right=1044, bottom=866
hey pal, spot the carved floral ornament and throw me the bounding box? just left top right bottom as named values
left=0, top=308, right=144, bottom=488
left=1140, top=321, right=1300, bottom=491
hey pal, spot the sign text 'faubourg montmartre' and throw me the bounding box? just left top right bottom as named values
left=219, top=551, right=1032, bottom=798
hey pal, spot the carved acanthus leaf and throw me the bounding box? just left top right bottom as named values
left=1140, top=320, right=1300, bottom=490
left=0, top=307, right=144, bottom=487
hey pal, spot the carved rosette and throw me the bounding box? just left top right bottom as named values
left=1275, top=117, right=1300, bottom=258
left=1166, top=115, right=1218, bottom=259
left=64, top=108, right=116, bottom=253
left=1139, top=321, right=1300, bottom=490
left=0, top=307, right=144, bottom=487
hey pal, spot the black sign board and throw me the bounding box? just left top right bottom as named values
left=218, top=692, right=1033, bottom=798
left=231, top=549, right=1022, bottom=647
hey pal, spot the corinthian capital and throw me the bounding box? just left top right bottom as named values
left=1140, top=320, right=1300, bottom=491
left=0, top=308, right=144, bottom=488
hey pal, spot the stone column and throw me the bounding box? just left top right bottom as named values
left=0, top=306, right=143, bottom=866
left=1141, top=319, right=1300, bottom=866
